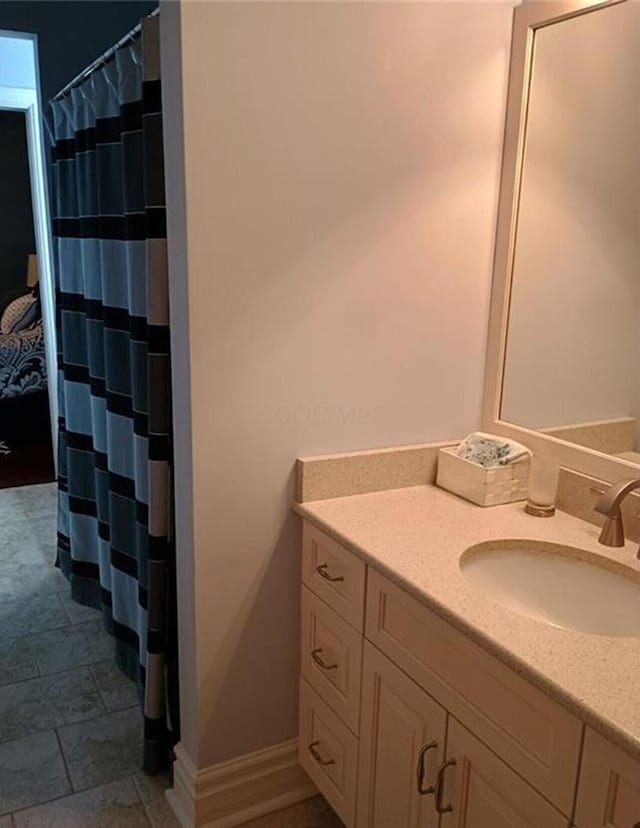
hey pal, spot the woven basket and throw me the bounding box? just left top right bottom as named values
left=436, top=447, right=530, bottom=507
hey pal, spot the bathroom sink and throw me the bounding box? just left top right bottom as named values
left=460, top=540, right=640, bottom=636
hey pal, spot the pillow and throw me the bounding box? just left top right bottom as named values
left=13, top=297, right=40, bottom=332
left=0, top=293, right=40, bottom=334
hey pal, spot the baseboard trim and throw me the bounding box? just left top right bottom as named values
left=167, top=739, right=317, bottom=828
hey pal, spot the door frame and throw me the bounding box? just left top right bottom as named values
left=0, top=80, right=58, bottom=463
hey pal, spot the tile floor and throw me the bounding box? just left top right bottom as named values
left=0, top=483, right=169, bottom=827
left=241, top=798, right=344, bottom=828
left=0, top=483, right=342, bottom=827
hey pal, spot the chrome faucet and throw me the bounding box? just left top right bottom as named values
left=594, top=478, right=640, bottom=558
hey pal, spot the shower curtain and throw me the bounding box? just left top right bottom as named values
left=50, top=15, right=177, bottom=774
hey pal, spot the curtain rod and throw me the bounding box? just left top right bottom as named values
left=50, top=6, right=159, bottom=103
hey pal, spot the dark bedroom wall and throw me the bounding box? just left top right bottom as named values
left=0, top=1, right=157, bottom=105
left=0, top=111, right=35, bottom=300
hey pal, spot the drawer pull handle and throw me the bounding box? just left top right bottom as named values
left=416, top=740, right=438, bottom=795
left=434, top=758, right=456, bottom=814
left=316, top=564, right=344, bottom=583
left=308, top=740, right=335, bottom=767
left=311, top=648, right=338, bottom=671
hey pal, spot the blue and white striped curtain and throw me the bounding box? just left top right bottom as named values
left=49, top=15, right=177, bottom=774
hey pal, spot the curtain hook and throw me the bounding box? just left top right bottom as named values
left=129, top=41, right=140, bottom=66
left=102, top=63, right=118, bottom=95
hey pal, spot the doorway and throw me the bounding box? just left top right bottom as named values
left=0, top=31, right=57, bottom=487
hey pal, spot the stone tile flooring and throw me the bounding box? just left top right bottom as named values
left=0, top=483, right=175, bottom=827
left=240, top=798, right=344, bottom=828
left=0, top=483, right=342, bottom=827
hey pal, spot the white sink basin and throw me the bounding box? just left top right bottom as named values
left=460, top=540, right=640, bottom=637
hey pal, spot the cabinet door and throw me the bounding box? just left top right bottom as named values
left=366, top=569, right=581, bottom=814
left=574, top=727, right=640, bottom=828
left=440, top=720, right=567, bottom=828
left=357, top=642, right=447, bottom=828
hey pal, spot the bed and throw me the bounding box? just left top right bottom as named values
left=0, top=321, right=47, bottom=399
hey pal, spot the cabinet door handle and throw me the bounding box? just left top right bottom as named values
left=311, top=648, right=338, bottom=671
left=308, top=740, right=335, bottom=767
left=434, top=758, right=456, bottom=814
left=316, top=563, right=344, bottom=583
left=415, top=740, right=438, bottom=795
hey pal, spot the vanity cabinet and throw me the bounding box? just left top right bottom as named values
left=298, top=521, right=640, bottom=828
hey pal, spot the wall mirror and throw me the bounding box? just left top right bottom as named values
left=484, top=0, right=640, bottom=483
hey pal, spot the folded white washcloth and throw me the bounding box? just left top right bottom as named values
left=454, top=432, right=532, bottom=469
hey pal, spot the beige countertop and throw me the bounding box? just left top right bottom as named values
left=294, top=484, right=640, bottom=760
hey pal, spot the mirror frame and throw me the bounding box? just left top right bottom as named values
left=482, top=0, right=634, bottom=483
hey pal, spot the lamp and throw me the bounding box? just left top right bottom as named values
left=26, top=254, right=38, bottom=287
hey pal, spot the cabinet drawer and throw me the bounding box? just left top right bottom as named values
left=442, top=719, right=568, bottom=827
left=301, top=585, right=363, bottom=734
left=366, top=569, right=582, bottom=815
left=299, top=677, right=358, bottom=828
left=574, top=727, right=640, bottom=828
left=302, top=522, right=365, bottom=630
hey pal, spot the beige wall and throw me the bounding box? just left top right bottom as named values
left=502, top=2, right=640, bottom=430
left=161, top=0, right=513, bottom=769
